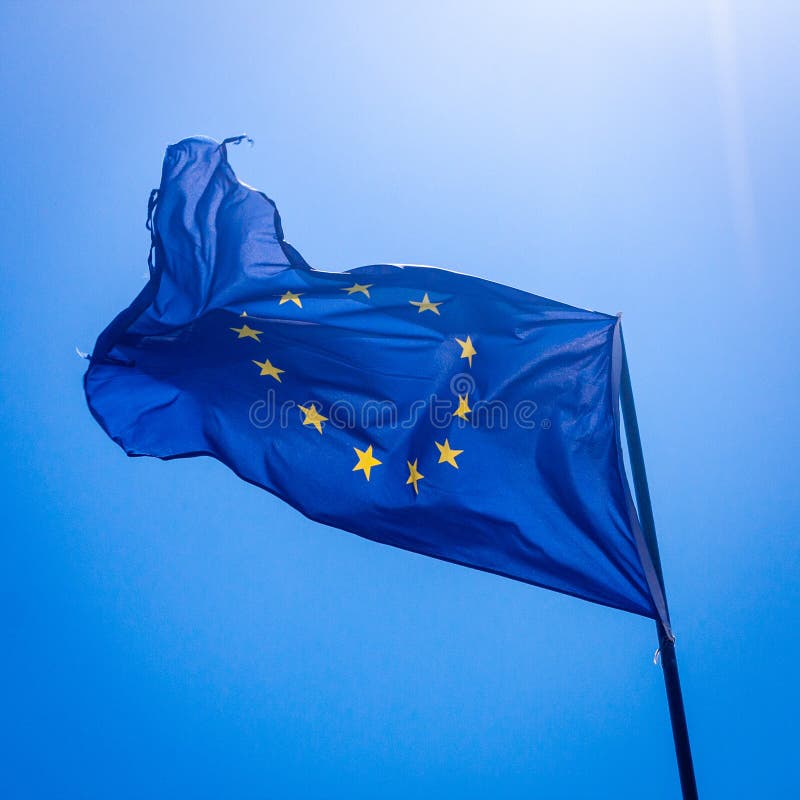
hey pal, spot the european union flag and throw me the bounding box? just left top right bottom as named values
left=85, top=136, right=669, bottom=628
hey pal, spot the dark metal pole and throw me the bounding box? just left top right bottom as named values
left=619, top=334, right=699, bottom=800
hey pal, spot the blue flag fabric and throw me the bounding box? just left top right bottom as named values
left=85, top=136, right=669, bottom=628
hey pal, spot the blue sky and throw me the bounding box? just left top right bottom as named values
left=2, top=2, right=798, bottom=797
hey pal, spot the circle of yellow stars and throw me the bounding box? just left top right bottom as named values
left=230, top=280, right=480, bottom=492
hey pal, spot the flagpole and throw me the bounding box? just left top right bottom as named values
left=619, top=334, right=699, bottom=800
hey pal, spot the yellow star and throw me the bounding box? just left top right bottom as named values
left=453, top=394, right=471, bottom=421
left=409, top=292, right=442, bottom=315
left=406, top=459, right=424, bottom=494
left=230, top=323, right=263, bottom=341
left=299, top=403, right=328, bottom=434
left=240, top=311, right=248, bottom=317
left=252, top=358, right=284, bottom=382
left=455, top=335, right=476, bottom=367
left=435, top=438, right=463, bottom=469
left=341, top=282, right=373, bottom=298
left=353, top=444, right=382, bottom=481
left=279, top=290, right=303, bottom=308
